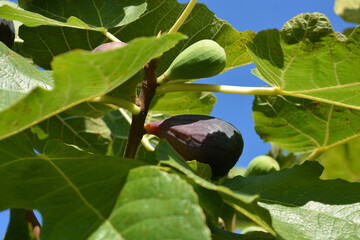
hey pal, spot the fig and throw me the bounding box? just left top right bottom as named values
left=0, top=17, right=15, bottom=48
left=144, top=115, right=243, bottom=179
left=92, top=41, right=127, bottom=53
left=244, top=155, right=280, bottom=177
left=158, top=39, right=226, bottom=83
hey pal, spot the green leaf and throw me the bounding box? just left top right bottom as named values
left=224, top=161, right=360, bottom=240
left=150, top=91, right=217, bottom=116
left=17, top=0, right=147, bottom=28
left=0, top=33, right=185, bottom=140
left=247, top=13, right=360, bottom=110
left=187, top=160, right=213, bottom=181
left=26, top=112, right=111, bottom=154
left=334, top=0, right=360, bottom=24
left=0, top=4, right=105, bottom=31
left=253, top=95, right=360, bottom=159
left=319, top=137, right=360, bottom=182
left=0, top=42, right=54, bottom=111
left=17, top=0, right=254, bottom=71
left=0, top=133, right=145, bottom=239
left=156, top=141, right=276, bottom=236
left=89, top=166, right=211, bottom=240
left=103, top=110, right=130, bottom=157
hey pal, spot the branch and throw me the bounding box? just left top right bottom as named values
left=124, top=59, right=159, bottom=158
left=168, top=0, right=198, bottom=33
left=156, top=83, right=282, bottom=95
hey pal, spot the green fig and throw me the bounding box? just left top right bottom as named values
left=158, top=39, right=226, bottom=83
left=92, top=41, right=127, bottom=53
left=144, top=115, right=243, bottom=179
left=244, top=155, right=280, bottom=177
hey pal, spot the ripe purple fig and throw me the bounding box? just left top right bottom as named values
left=92, top=41, right=127, bottom=53
left=144, top=115, right=244, bottom=179
left=0, top=17, right=15, bottom=48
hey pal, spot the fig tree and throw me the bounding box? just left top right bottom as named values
left=0, top=17, right=15, bottom=48
left=244, top=155, right=280, bottom=177
left=144, top=115, right=243, bottom=179
left=158, top=39, right=226, bottom=83
left=92, top=41, right=127, bottom=53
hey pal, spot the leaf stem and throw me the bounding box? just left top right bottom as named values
left=92, top=96, right=141, bottom=115
left=102, top=31, right=121, bottom=42
left=168, top=0, right=198, bottom=33
left=156, top=83, right=281, bottom=95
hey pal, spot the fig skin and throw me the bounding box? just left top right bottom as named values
left=92, top=41, right=127, bottom=53
left=161, top=39, right=226, bottom=82
left=0, top=17, right=15, bottom=48
left=244, top=155, right=280, bottom=177
left=144, top=115, right=244, bottom=179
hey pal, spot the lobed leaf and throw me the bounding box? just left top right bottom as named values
left=0, top=42, right=54, bottom=111
left=224, top=161, right=360, bottom=240
left=0, top=4, right=105, bottom=31
left=319, top=137, right=360, bottom=182
left=253, top=95, right=360, bottom=159
left=26, top=112, right=111, bottom=154
left=156, top=141, right=276, bottom=236
left=0, top=33, right=184, bottom=140
left=247, top=13, right=360, bottom=110
left=18, top=0, right=147, bottom=28
left=16, top=0, right=254, bottom=71
left=89, top=167, right=211, bottom=240
left=0, top=133, right=145, bottom=239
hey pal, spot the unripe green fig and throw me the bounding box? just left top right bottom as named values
left=92, top=41, right=127, bottom=52
left=244, top=155, right=280, bottom=177
left=158, top=39, right=226, bottom=83
left=144, top=115, right=243, bottom=179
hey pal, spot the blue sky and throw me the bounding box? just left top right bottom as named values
left=0, top=0, right=357, bottom=238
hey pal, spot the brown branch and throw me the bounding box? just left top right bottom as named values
left=25, top=210, right=41, bottom=240
left=124, top=59, right=159, bottom=158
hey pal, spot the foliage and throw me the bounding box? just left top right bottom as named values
left=0, top=0, right=359, bottom=239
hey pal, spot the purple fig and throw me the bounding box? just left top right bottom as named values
left=0, top=17, right=15, bottom=48
left=92, top=41, right=127, bottom=53
left=144, top=115, right=244, bottom=179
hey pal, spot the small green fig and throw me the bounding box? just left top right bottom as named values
left=92, top=41, right=127, bottom=53
left=244, top=155, right=280, bottom=177
left=144, top=115, right=243, bottom=179
left=158, top=39, right=226, bottom=83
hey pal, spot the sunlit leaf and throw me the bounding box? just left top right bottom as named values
left=0, top=133, right=145, bottom=239
left=253, top=95, right=360, bottom=159
left=224, top=161, right=360, bottom=240
left=89, top=166, right=211, bottom=240
left=0, top=33, right=184, bottom=140
left=247, top=13, right=360, bottom=110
